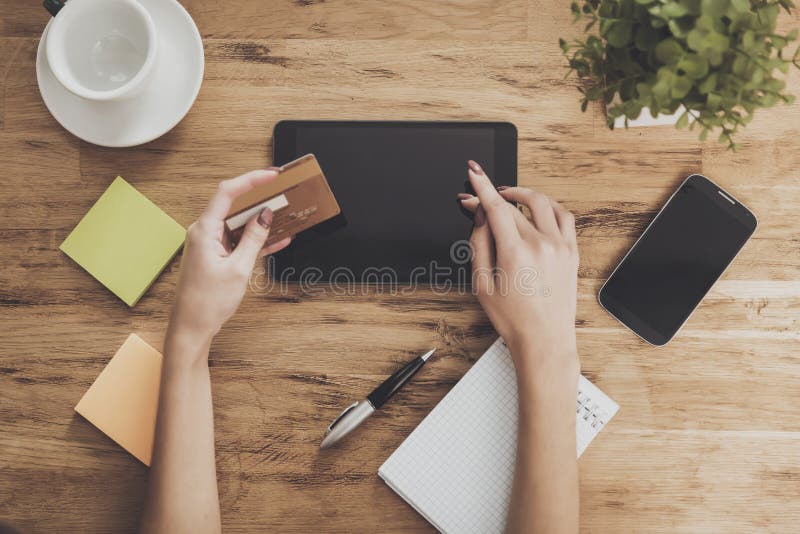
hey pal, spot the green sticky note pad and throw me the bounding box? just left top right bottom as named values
left=60, top=177, right=186, bottom=307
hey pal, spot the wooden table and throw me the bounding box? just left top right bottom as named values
left=2, top=1, right=799, bottom=532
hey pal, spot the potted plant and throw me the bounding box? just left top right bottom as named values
left=560, top=0, right=800, bottom=149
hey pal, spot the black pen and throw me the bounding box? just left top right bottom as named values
left=320, top=349, right=435, bottom=449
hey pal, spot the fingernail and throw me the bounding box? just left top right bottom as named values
left=468, top=160, right=482, bottom=174
left=257, top=207, right=273, bottom=229
left=457, top=193, right=474, bottom=200
left=475, top=206, right=486, bottom=227
left=496, top=186, right=510, bottom=191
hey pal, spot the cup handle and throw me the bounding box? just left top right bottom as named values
left=43, top=0, right=65, bottom=16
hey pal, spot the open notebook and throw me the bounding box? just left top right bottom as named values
left=379, top=338, right=619, bottom=534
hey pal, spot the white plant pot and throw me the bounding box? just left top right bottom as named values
left=612, top=105, right=685, bottom=128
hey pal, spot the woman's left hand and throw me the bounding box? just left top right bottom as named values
left=169, top=169, right=292, bottom=349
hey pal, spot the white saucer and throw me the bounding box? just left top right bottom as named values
left=36, top=0, right=204, bottom=147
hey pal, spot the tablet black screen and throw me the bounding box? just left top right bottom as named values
left=271, top=121, right=516, bottom=287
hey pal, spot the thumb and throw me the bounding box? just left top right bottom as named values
left=232, top=208, right=273, bottom=268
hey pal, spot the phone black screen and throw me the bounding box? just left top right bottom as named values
left=599, top=175, right=756, bottom=345
left=271, top=121, right=517, bottom=285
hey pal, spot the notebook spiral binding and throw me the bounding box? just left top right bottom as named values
left=577, top=391, right=608, bottom=430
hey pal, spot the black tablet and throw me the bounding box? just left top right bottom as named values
left=271, top=120, right=517, bottom=286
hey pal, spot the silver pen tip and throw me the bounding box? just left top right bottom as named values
left=421, top=348, right=436, bottom=361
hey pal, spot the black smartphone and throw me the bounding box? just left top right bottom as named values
left=598, top=174, right=757, bottom=346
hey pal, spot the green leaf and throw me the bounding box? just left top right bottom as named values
left=762, top=92, right=779, bottom=106
left=706, top=32, right=731, bottom=53
left=668, top=18, right=692, bottom=38
left=619, top=0, right=636, bottom=18
left=730, top=0, right=750, bottom=13
left=707, top=92, right=722, bottom=111
left=788, top=29, right=799, bottom=41
left=607, top=105, right=624, bottom=118
left=656, top=38, right=685, bottom=64
left=699, top=15, right=718, bottom=31
left=620, top=78, right=637, bottom=101
left=699, top=128, right=709, bottom=141
left=702, top=0, right=730, bottom=19
left=648, top=5, right=664, bottom=18
left=671, top=75, right=693, bottom=98
left=635, top=0, right=655, bottom=4
left=708, top=49, right=724, bottom=66
left=749, top=68, right=764, bottom=86
left=742, top=30, right=755, bottom=49
left=622, top=99, right=644, bottom=118
left=607, top=21, right=634, bottom=47
left=677, top=53, right=710, bottom=79
left=684, top=0, right=703, bottom=15
left=652, top=80, right=671, bottom=104
left=676, top=111, right=690, bottom=129
left=597, top=0, right=614, bottom=17
left=569, top=58, right=591, bottom=76
left=687, top=29, right=706, bottom=51
left=728, top=10, right=751, bottom=32
left=661, top=2, right=690, bottom=17
left=635, top=24, right=661, bottom=50
left=689, top=26, right=730, bottom=60
left=732, top=53, right=749, bottom=76
left=756, top=4, right=779, bottom=30
left=730, top=10, right=756, bottom=32
left=587, top=35, right=603, bottom=54
left=636, top=82, right=654, bottom=98
left=586, top=85, right=603, bottom=100
left=559, top=38, right=569, bottom=53
left=698, top=72, right=718, bottom=93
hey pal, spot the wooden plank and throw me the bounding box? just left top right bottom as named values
left=580, top=430, right=800, bottom=532
left=188, top=0, right=529, bottom=41
left=0, top=5, right=49, bottom=38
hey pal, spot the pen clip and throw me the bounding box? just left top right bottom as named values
left=326, top=401, right=359, bottom=433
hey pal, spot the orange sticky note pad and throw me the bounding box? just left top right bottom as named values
left=75, top=334, right=162, bottom=466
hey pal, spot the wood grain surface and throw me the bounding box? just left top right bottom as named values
left=1, top=1, right=799, bottom=532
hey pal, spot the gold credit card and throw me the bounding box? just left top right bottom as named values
left=225, top=154, right=341, bottom=247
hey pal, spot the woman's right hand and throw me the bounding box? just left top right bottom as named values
left=458, top=160, right=580, bottom=390
left=170, top=169, right=292, bottom=354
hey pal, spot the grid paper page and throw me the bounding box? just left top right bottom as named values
left=379, top=338, right=619, bottom=534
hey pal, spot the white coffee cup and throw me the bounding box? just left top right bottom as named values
left=45, top=0, right=157, bottom=101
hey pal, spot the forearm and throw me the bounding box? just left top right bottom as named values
left=139, top=327, right=221, bottom=534
left=506, top=344, right=579, bottom=534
